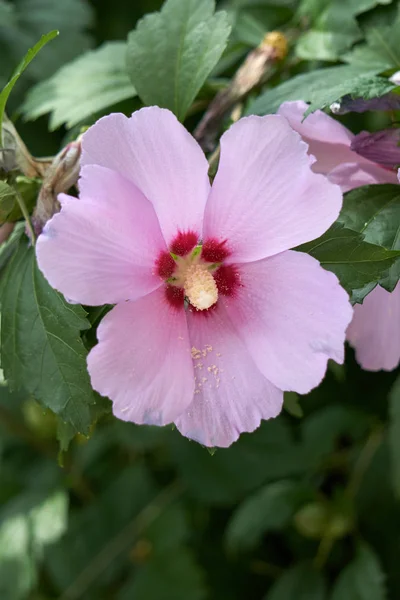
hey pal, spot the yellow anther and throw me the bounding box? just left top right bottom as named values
left=184, top=265, right=218, bottom=311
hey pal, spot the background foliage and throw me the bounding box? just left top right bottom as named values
left=1, top=0, right=400, bottom=598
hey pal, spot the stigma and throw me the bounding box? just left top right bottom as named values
left=184, top=264, right=218, bottom=311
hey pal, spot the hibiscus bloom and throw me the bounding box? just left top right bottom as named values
left=36, top=107, right=351, bottom=446
left=278, top=101, right=400, bottom=371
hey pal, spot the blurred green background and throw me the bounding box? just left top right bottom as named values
left=1, top=0, right=400, bottom=598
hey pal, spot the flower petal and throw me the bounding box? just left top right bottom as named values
left=347, top=283, right=400, bottom=371
left=175, top=304, right=283, bottom=448
left=81, top=107, right=211, bottom=244
left=87, top=288, right=195, bottom=425
left=37, top=165, right=165, bottom=305
left=328, top=161, right=398, bottom=192
left=223, top=251, right=353, bottom=394
left=277, top=100, right=363, bottom=174
left=203, top=114, right=342, bottom=262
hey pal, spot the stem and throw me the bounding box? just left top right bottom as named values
left=347, top=425, right=384, bottom=499
left=12, top=182, right=36, bottom=244
left=314, top=532, right=335, bottom=570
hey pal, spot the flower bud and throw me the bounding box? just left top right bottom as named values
left=32, top=140, right=82, bottom=235
left=330, top=92, right=400, bottom=115
left=351, top=128, right=400, bottom=168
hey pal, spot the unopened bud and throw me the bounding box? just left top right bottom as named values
left=351, top=128, right=400, bottom=168
left=330, top=92, right=400, bottom=115
left=32, top=140, right=82, bottom=236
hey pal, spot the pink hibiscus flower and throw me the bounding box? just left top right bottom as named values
left=278, top=101, right=400, bottom=371
left=36, top=107, right=352, bottom=447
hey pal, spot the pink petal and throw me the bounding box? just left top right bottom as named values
left=328, top=161, right=399, bottom=192
left=277, top=100, right=360, bottom=174
left=203, top=114, right=342, bottom=263
left=87, top=288, right=195, bottom=425
left=347, top=283, right=400, bottom=371
left=175, top=303, right=283, bottom=448
left=36, top=165, right=165, bottom=305
left=277, top=102, right=398, bottom=191
left=223, top=251, right=353, bottom=394
left=81, top=107, right=211, bottom=244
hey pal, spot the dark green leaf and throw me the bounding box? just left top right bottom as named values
left=339, top=184, right=400, bottom=292
left=0, top=182, right=17, bottom=224
left=284, top=391, right=304, bottom=418
left=331, top=543, right=387, bottom=600
left=0, top=489, right=68, bottom=600
left=126, top=0, right=231, bottom=120
left=296, top=30, right=359, bottom=61
left=225, top=480, right=312, bottom=553
left=301, top=405, right=370, bottom=469
left=0, top=222, right=23, bottom=275
left=46, top=465, right=155, bottom=592
left=246, top=66, right=394, bottom=116
left=295, top=0, right=392, bottom=62
left=22, top=42, right=136, bottom=130
left=119, top=502, right=206, bottom=600
left=0, top=0, right=93, bottom=87
left=0, top=239, right=96, bottom=433
left=389, top=374, right=400, bottom=497
left=0, top=30, right=58, bottom=145
left=119, top=550, right=207, bottom=600
left=344, top=14, right=400, bottom=72
left=264, top=563, right=326, bottom=600
left=298, top=223, right=400, bottom=303
left=0, top=177, right=39, bottom=225
left=168, top=419, right=307, bottom=505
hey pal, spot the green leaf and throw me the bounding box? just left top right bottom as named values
left=296, top=30, right=359, bottom=61
left=0, top=182, right=17, bottom=224
left=264, top=563, right=327, bottom=600
left=0, top=30, right=58, bottom=145
left=0, top=0, right=16, bottom=28
left=22, top=42, right=137, bottom=130
left=339, top=184, right=400, bottom=292
left=0, top=489, right=68, bottom=600
left=0, top=221, right=23, bottom=274
left=284, top=391, right=304, bottom=418
left=297, top=223, right=400, bottom=303
left=46, top=465, right=155, bottom=592
left=225, top=480, right=312, bottom=553
left=344, top=14, right=400, bottom=72
left=0, top=177, right=39, bottom=225
left=295, top=0, right=392, bottom=62
left=246, top=66, right=394, bottom=116
left=0, top=239, right=96, bottom=434
left=126, top=0, right=231, bottom=120
left=389, top=374, right=400, bottom=497
left=119, top=504, right=206, bottom=600
left=168, top=418, right=308, bottom=505
left=0, top=0, right=93, bottom=88
left=302, top=405, right=370, bottom=467
left=331, top=543, right=387, bottom=600
left=119, top=550, right=207, bottom=600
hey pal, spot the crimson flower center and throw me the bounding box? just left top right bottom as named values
left=155, top=232, right=239, bottom=311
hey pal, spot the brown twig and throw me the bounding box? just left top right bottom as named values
left=194, top=31, right=288, bottom=151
